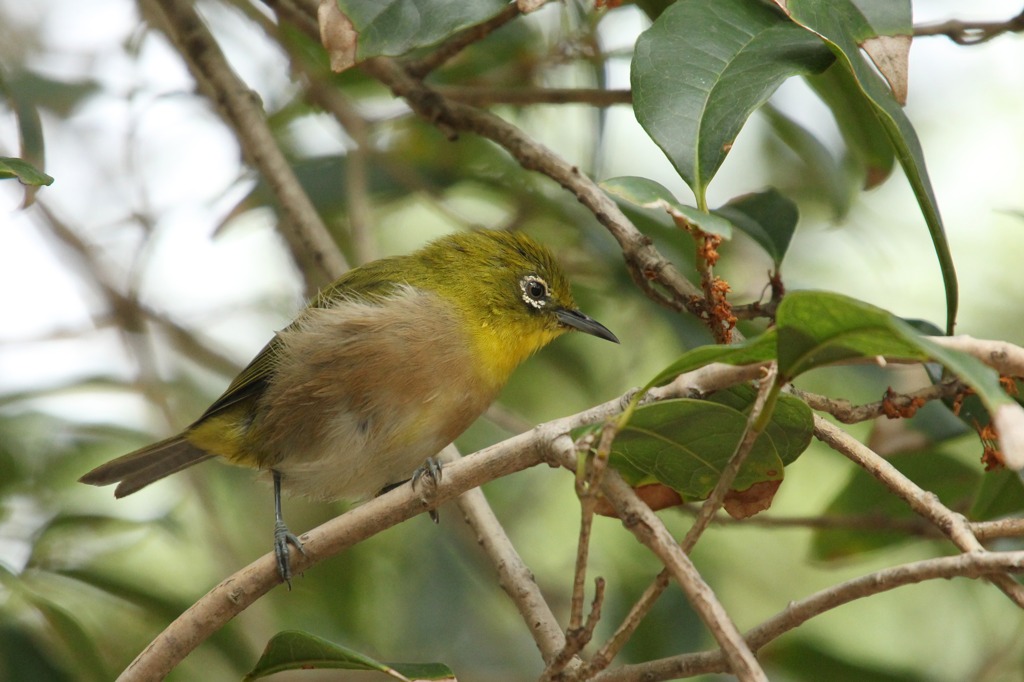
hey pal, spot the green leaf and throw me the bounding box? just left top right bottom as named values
left=244, top=630, right=455, bottom=681
left=645, top=292, right=1014, bottom=453
left=0, top=157, right=53, bottom=186
left=644, top=329, right=778, bottom=390
left=775, top=291, right=930, bottom=379
left=337, top=0, right=507, bottom=61
left=713, top=189, right=799, bottom=267
left=609, top=389, right=811, bottom=499
left=811, top=450, right=977, bottom=560
left=806, top=62, right=896, bottom=189
left=845, top=0, right=912, bottom=103
left=776, top=0, right=958, bottom=335
left=631, top=0, right=834, bottom=207
left=601, top=176, right=734, bottom=238
left=707, top=385, right=813, bottom=467
left=775, top=291, right=1015, bottom=419
left=849, top=0, right=912, bottom=35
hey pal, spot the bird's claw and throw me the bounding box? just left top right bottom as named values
left=411, top=456, right=443, bottom=523
left=274, top=519, right=307, bottom=589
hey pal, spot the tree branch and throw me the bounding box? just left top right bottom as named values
left=118, top=429, right=551, bottom=681
left=790, top=379, right=964, bottom=424
left=915, top=9, right=1024, bottom=45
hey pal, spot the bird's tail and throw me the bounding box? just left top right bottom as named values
left=79, top=435, right=213, bottom=498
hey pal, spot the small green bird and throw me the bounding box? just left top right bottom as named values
left=80, top=229, right=618, bottom=584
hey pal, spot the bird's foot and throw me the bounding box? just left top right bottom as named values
left=273, top=519, right=307, bottom=589
left=411, top=456, right=443, bottom=523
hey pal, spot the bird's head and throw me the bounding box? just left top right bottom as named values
left=411, top=230, right=618, bottom=385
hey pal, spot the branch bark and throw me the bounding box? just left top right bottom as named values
left=915, top=9, right=1024, bottom=45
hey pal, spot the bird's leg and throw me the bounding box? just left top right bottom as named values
left=272, top=469, right=306, bottom=588
left=411, top=456, right=443, bottom=523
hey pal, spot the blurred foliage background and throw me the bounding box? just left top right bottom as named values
left=2, top=0, right=1024, bottom=680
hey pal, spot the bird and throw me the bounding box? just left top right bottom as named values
left=79, top=229, right=619, bottom=585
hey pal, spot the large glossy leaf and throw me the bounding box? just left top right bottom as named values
left=775, top=291, right=929, bottom=378
left=643, top=291, right=1024, bottom=469
left=773, top=0, right=958, bottom=335
left=775, top=292, right=1014, bottom=425
left=245, top=630, right=455, bottom=681
left=713, top=189, right=799, bottom=268
left=707, top=385, right=812, bottom=467
left=805, top=63, right=896, bottom=189
left=631, top=0, right=834, bottom=207
left=647, top=292, right=1013, bottom=427
left=609, top=389, right=812, bottom=500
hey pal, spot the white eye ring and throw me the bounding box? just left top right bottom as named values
left=520, top=275, right=548, bottom=309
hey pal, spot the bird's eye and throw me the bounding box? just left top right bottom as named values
left=520, top=275, right=549, bottom=310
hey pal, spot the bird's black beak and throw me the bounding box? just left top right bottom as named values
left=555, top=308, right=620, bottom=343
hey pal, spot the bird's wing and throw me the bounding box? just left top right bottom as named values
left=194, top=261, right=408, bottom=423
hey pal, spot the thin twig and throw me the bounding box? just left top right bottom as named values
left=914, top=9, right=1024, bottom=45
left=682, top=363, right=780, bottom=552
left=975, top=517, right=1024, bottom=541
left=542, top=423, right=619, bottom=680
left=146, top=0, right=346, bottom=291
left=675, top=506, right=1024, bottom=542
left=790, top=379, right=964, bottom=424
